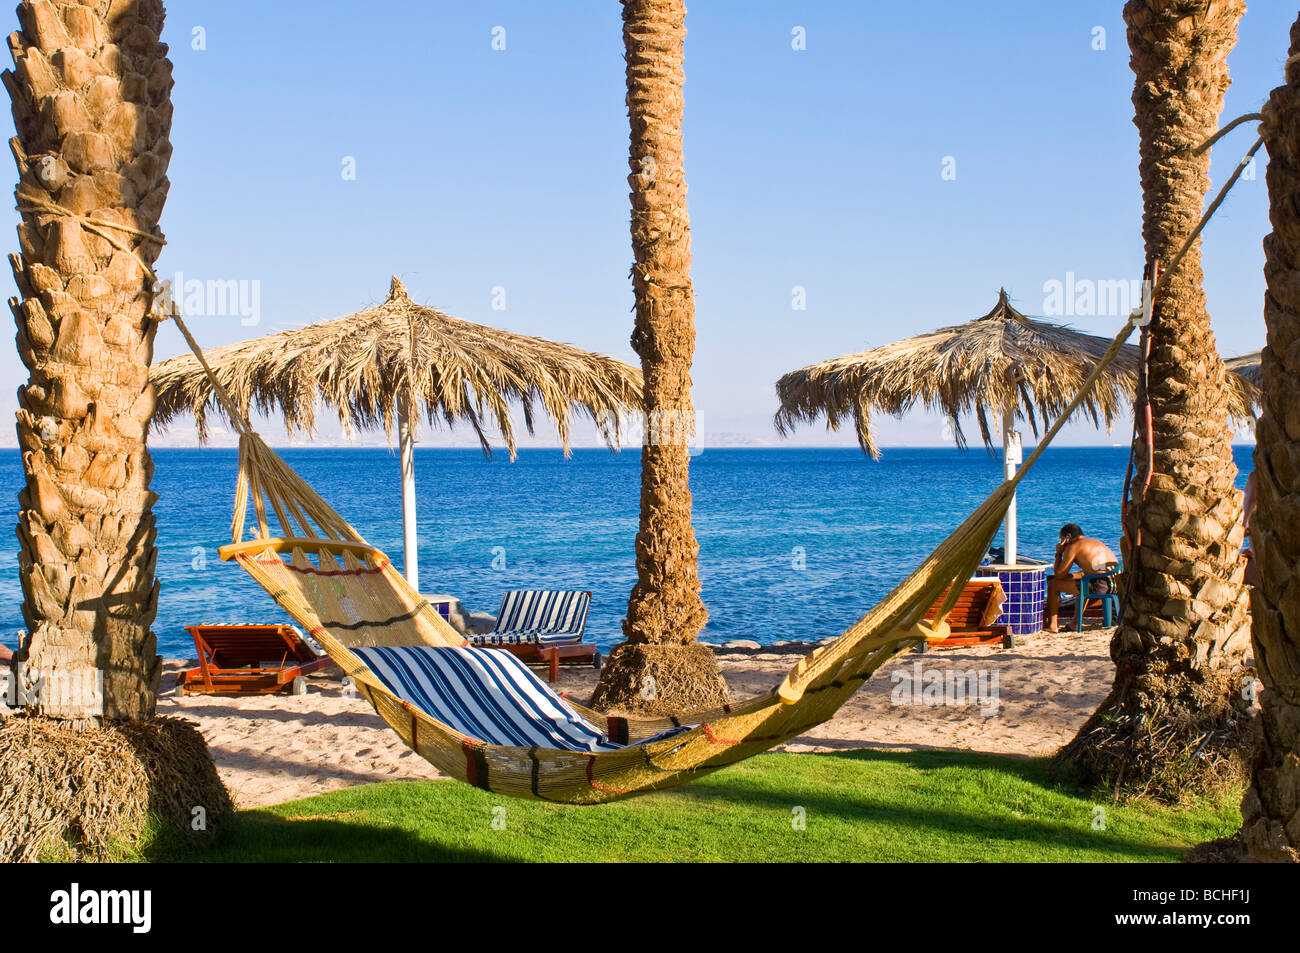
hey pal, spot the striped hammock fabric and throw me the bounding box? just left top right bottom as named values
left=353, top=645, right=689, bottom=752
left=470, top=590, right=592, bottom=647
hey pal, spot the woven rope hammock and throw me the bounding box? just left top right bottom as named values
left=222, top=431, right=1011, bottom=800
left=24, top=120, right=1251, bottom=801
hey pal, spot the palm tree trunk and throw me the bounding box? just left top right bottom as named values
left=1058, top=0, right=1253, bottom=798
left=4, top=0, right=172, bottom=722
left=590, top=0, right=728, bottom=714
left=1236, top=18, right=1300, bottom=862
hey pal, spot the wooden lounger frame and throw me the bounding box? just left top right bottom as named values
left=178, top=623, right=336, bottom=695
left=918, top=580, right=1012, bottom=650
left=499, top=641, right=600, bottom=682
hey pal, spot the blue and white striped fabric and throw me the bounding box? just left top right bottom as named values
left=471, top=632, right=562, bottom=647
left=471, top=590, right=591, bottom=647
left=353, top=645, right=691, bottom=752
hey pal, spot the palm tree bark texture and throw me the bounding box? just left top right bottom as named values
left=1237, top=14, right=1300, bottom=862
left=590, top=0, right=728, bottom=715
left=4, top=0, right=172, bottom=722
left=1059, top=0, right=1254, bottom=798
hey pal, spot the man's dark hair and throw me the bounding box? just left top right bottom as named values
left=1060, top=523, right=1083, bottom=540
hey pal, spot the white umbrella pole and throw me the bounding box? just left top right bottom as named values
left=1002, top=406, right=1019, bottom=565
left=398, top=402, right=419, bottom=591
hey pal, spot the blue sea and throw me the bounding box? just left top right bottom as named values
left=0, top=445, right=1256, bottom=659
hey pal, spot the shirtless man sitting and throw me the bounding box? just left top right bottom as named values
left=1044, top=523, right=1119, bottom=633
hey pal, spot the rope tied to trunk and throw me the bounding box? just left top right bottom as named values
left=1124, top=131, right=1264, bottom=330
left=15, top=189, right=255, bottom=438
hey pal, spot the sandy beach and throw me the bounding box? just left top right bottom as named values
left=143, top=628, right=1115, bottom=809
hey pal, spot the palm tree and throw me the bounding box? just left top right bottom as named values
left=1237, top=18, right=1300, bottom=862
left=1059, top=0, right=1254, bottom=798
left=5, top=0, right=172, bottom=721
left=590, top=0, right=728, bottom=713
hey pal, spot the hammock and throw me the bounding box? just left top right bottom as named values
left=214, top=404, right=1091, bottom=802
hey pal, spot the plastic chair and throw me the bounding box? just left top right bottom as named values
left=1075, top=564, right=1120, bottom=631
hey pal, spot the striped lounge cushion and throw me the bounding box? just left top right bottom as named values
left=471, top=632, right=564, bottom=647
left=352, top=645, right=689, bottom=752
left=475, top=590, right=591, bottom=646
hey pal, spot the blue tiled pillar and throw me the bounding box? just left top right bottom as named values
left=973, top=565, right=1047, bottom=635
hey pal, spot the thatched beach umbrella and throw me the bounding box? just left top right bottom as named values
left=775, top=289, right=1259, bottom=564
left=150, top=277, right=643, bottom=590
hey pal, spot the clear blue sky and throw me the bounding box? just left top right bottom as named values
left=3, top=0, right=1292, bottom=449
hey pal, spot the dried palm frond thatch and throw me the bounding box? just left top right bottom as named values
left=150, top=277, right=644, bottom=454
left=1225, top=351, right=1261, bottom=391
left=775, top=289, right=1259, bottom=458
left=0, top=715, right=230, bottom=861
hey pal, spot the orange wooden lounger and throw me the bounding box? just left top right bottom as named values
left=918, top=579, right=1012, bottom=651
left=177, top=624, right=335, bottom=695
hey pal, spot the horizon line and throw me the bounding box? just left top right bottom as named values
left=136, top=442, right=1260, bottom=451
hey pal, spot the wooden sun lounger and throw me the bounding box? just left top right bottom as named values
left=918, top=580, right=1012, bottom=651
left=177, top=624, right=335, bottom=695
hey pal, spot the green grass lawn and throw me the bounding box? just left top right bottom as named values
left=156, top=749, right=1241, bottom=862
